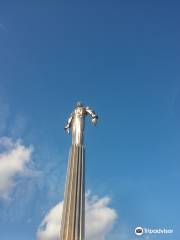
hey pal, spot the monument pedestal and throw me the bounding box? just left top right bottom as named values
left=60, top=145, right=85, bottom=240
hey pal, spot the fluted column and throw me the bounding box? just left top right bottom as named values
left=60, top=144, right=85, bottom=240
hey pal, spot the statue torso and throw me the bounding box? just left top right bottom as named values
left=73, top=107, right=87, bottom=118
left=71, top=107, right=86, bottom=144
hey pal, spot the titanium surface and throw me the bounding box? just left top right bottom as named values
left=64, top=102, right=98, bottom=145
left=60, top=145, right=85, bottom=240
left=60, top=102, right=98, bottom=240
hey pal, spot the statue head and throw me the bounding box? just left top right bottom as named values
left=76, top=101, right=84, bottom=108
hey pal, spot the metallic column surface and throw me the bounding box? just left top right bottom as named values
left=60, top=102, right=98, bottom=240
left=60, top=144, right=85, bottom=240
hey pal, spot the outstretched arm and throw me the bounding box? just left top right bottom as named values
left=64, top=113, right=73, bottom=134
left=86, top=107, right=98, bottom=125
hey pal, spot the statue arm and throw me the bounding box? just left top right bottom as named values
left=64, top=113, right=73, bottom=134
left=86, top=107, right=98, bottom=125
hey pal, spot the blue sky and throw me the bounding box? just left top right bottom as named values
left=0, top=0, right=180, bottom=239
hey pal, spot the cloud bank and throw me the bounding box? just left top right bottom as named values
left=37, top=193, right=117, bottom=240
left=85, top=194, right=117, bottom=240
left=0, top=137, right=33, bottom=199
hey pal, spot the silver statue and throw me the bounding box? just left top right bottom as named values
left=64, top=102, right=98, bottom=145
left=60, top=102, right=98, bottom=240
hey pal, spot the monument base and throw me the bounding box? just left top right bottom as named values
left=60, top=144, right=85, bottom=240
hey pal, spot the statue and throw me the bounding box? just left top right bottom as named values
left=64, top=101, right=98, bottom=145
left=60, top=102, right=98, bottom=240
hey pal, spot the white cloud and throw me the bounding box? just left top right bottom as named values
left=0, top=137, right=33, bottom=199
left=37, top=193, right=117, bottom=240
left=37, top=201, right=63, bottom=240
left=85, top=193, right=117, bottom=240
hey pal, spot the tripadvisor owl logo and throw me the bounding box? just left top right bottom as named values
left=135, top=226, right=144, bottom=236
